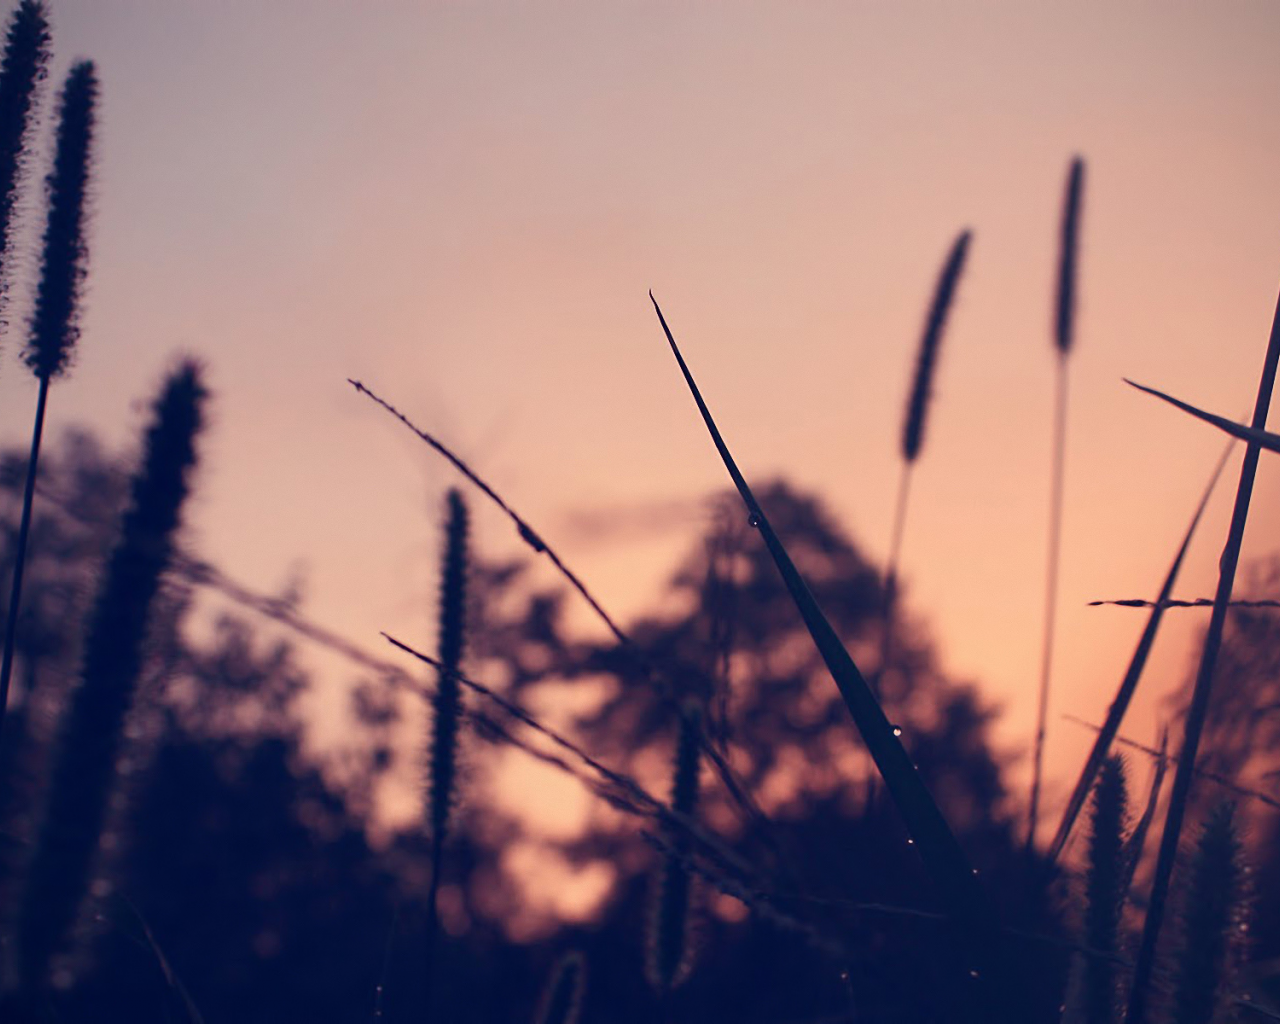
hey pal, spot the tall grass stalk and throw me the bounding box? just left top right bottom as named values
left=1029, top=155, right=1085, bottom=852
left=879, top=229, right=971, bottom=697
left=649, top=291, right=1025, bottom=1020
left=0, top=60, right=96, bottom=747
left=424, top=488, right=468, bottom=1018
left=1124, top=281, right=1280, bottom=1024
left=1045, top=442, right=1230, bottom=866
left=16, top=361, right=207, bottom=995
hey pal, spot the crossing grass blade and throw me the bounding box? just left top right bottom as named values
left=649, top=291, right=1023, bottom=1020
left=1126, top=378, right=1280, bottom=453
left=1044, top=440, right=1232, bottom=868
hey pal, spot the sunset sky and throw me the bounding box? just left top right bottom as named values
left=2, top=1, right=1279, bottom=855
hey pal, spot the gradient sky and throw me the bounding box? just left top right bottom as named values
left=3, top=2, right=1280, bottom=855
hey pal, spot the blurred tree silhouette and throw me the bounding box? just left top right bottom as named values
left=14, top=433, right=1280, bottom=1021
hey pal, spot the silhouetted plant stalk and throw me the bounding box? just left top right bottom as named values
left=1168, top=804, right=1249, bottom=1024
left=15, top=361, right=207, bottom=996
left=533, top=951, right=586, bottom=1024
left=650, top=291, right=1026, bottom=1022
left=878, top=229, right=970, bottom=699
left=1045, top=442, right=1230, bottom=867
left=646, top=701, right=702, bottom=997
left=1029, top=155, right=1085, bottom=853
left=0, top=0, right=48, bottom=310
left=424, top=489, right=468, bottom=1018
left=0, top=59, right=96, bottom=748
left=1084, top=757, right=1127, bottom=1024
left=348, top=378, right=775, bottom=864
left=1124, top=280, right=1280, bottom=1024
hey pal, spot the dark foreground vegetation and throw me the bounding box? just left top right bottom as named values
left=1, top=3, right=1279, bottom=1022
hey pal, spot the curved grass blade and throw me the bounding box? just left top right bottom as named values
left=1044, top=440, right=1232, bottom=867
left=1125, top=283, right=1280, bottom=1024
left=649, top=291, right=1022, bottom=1018
left=1125, top=378, right=1280, bottom=453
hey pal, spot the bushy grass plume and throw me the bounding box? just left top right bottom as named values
left=646, top=700, right=702, bottom=996
left=1083, top=756, right=1127, bottom=1024
left=0, top=0, right=49, bottom=310
left=533, top=950, right=586, bottom=1024
left=0, top=59, right=96, bottom=744
left=1125, top=284, right=1280, bottom=1024
left=24, top=59, right=95, bottom=380
left=15, top=361, right=207, bottom=994
left=1167, top=804, right=1248, bottom=1024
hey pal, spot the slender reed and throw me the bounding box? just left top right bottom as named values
left=650, top=291, right=1025, bottom=1021
left=15, top=361, right=207, bottom=995
left=533, top=951, right=586, bottom=1024
left=1045, top=441, right=1230, bottom=867
left=1126, top=376, right=1280, bottom=454
left=646, top=701, right=702, bottom=996
left=1124, top=280, right=1280, bottom=1024
left=424, top=488, right=468, bottom=1019
left=1084, top=756, right=1127, bottom=1024
left=0, top=60, right=96, bottom=747
left=1029, top=155, right=1085, bottom=852
left=0, top=0, right=49, bottom=311
left=879, top=229, right=971, bottom=696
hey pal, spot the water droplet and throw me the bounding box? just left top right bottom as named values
left=906, top=838, right=914, bottom=845
left=747, top=511, right=761, bottom=528
left=968, top=969, right=980, bottom=979
left=891, top=724, right=903, bottom=737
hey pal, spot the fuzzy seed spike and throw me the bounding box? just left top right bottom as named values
left=1055, top=157, right=1085, bottom=355
left=25, top=59, right=95, bottom=381
left=1084, top=756, right=1127, bottom=1024
left=1170, top=804, right=1247, bottom=1024
left=646, top=701, right=702, bottom=994
left=903, top=229, right=971, bottom=462
left=0, top=0, right=49, bottom=307
left=16, top=361, right=207, bottom=993
left=427, top=487, right=468, bottom=843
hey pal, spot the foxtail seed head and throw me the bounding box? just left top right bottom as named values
left=1054, top=157, right=1085, bottom=356
left=903, top=229, right=971, bottom=462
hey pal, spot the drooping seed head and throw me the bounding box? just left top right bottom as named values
left=902, top=229, right=971, bottom=463
left=1054, top=157, right=1085, bottom=356
left=25, top=60, right=96, bottom=380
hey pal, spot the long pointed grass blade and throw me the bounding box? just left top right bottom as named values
left=1126, top=378, right=1280, bottom=452
left=1044, top=441, right=1232, bottom=867
left=1126, top=283, right=1280, bottom=1024
left=649, top=292, right=1020, bottom=1015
